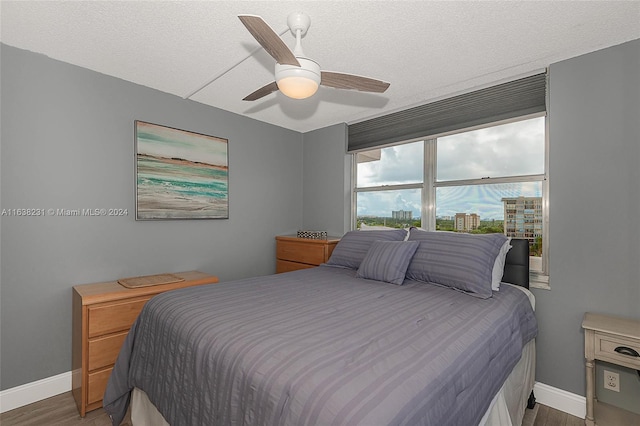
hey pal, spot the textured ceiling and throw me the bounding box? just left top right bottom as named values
left=2, top=1, right=639, bottom=133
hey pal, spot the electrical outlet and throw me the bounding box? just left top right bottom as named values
left=604, top=370, right=620, bottom=392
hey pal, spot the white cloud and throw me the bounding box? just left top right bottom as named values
left=357, top=141, right=423, bottom=186
left=437, top=117, right=544, bottom=181
left=356, top=117, right=545, bottom=219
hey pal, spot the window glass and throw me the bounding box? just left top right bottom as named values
left=437, top=117, right=545, bottom=181
left=436, top=182, right=542, bottom=224
left=436, top=182, right=543, bottom=270
left=356, top=189, right=422, bottom=229
left=353, top=116, right=547, bottom=279
left=356, top=141, right=423, bottom=187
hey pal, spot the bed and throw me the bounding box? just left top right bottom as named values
left=104, top=229, right=537, bottom=426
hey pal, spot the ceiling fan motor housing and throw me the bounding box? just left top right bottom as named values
left=287, top=12, right=311, bottom=36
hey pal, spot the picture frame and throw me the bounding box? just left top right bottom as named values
left=135, top=121, right=228, bottom=220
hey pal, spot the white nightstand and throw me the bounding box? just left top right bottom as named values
left=582, top=312, right=640, bottom=426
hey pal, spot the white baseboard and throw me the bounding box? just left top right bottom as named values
left=0, top=372, right=585, bottom=419
left=0, top=371, right=72, bottom=413
left=534, top=381, right=586, bottom=419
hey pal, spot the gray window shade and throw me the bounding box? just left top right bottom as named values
left=348, top=73, right=547, bottom=152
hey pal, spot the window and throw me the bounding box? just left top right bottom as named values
left=353, top=116, right=548, bottom=285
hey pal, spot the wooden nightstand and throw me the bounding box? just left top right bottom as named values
left=582, top=312, right=640, bottom=426
left=71, top=270, right=218, bottom=416
left=275, top=235, right=340, bottom=273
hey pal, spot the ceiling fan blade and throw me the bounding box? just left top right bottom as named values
left=243, top=81, right=279, bottom=101
left=320, top=71, right=390, bottom=93
left=238, top=15, right=300, bottom=66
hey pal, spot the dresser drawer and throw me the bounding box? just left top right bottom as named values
left=595, top=332, right=640, bottom=369
left=88, top=331, right=128, bottom=371
left=73, top=271, right=219, bottom=417
left=277, top=240, right=326, bottom=265
left=88, top=297, right=150, bottom=338
left=87, top=367, right=112, bottom=405
left=276, top=259, right=317, bottom=273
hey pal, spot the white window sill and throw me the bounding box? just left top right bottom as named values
left=530, top=272, right=550, bottom=290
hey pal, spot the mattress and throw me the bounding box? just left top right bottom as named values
left=104, top=266, right=537, bottom=426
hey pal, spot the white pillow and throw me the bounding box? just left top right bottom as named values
left=491, top=238, right=512, bottom=291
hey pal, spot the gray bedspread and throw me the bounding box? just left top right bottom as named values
left=104, top=265, right=537, bottom=426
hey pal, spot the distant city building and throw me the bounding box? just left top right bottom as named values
left=502, top=196, right=543, bottom=244
left=392, top=210, right=412, bottom=220
left=454, top=213, right=480, bottom=231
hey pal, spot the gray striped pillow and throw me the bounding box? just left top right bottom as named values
left=326, top=229, right=408, bottom=269
left=406, top=230, right=508, bottom=298
left=356, top=241, right=420, bottom=285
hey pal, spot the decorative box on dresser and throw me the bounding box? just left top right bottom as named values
left=71, top=270, right=219, bottom=416
left=582, top=312, right=640, bottom=426
left=275, top=235, right=340, bottom=273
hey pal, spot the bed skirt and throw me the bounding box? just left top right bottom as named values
left=130, top=339, right=535, bottom=426
left=479, top=339, right=536, bottom=426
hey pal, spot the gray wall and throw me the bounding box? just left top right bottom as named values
left=2, top=38, right=639, bottom=411
left=302, top=123, right=351, bottom=237
left=302, top=40, right=640, bottom=411
left=536, top=38, right=640, bottom=411
left=0, top=44, right=303, bottom=390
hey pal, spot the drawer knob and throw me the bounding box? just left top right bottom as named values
left=615, top=346, right=640, bottom=378
left=614, top=346, right=639, bottom=357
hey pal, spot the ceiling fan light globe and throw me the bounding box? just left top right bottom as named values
left=277, top=76, right=319, bottom=99
left=275, top=57, right=321, bottom=100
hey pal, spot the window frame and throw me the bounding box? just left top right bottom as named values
left=352, top=113, right=549, bottom=288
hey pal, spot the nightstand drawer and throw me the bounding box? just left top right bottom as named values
left=88, top=297, right=150, bottom=337
left=277, top=259, right=316, bottom=273
left=277, top=240, right=326, bottom=265
left=88, top=331, right=128, bottom=371
left=87, top=367, right=112, bottom=405
left=595, top=333, right=640, bottom=369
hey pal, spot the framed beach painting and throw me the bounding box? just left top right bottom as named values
left=135, top=121, right=228, bottom=220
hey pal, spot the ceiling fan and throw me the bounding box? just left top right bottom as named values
left=238, top=12, right=390, bottom=101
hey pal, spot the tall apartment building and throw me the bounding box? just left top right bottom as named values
left=392, top=210, right=412, bottom=220
left=502, top=196, right=543, bottom=244
left=454, top=213, right=480, bottom=231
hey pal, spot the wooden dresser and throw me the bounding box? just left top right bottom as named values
left=275, top=235, right=340, bottom=273
left=71, top=270, right=218, bottom=416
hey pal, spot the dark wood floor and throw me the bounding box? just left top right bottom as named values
left=532, top=404, right=584, bottom=426
left=0, top=391, right=583, bottom=426
left=0, top=392, right=131, bottom=426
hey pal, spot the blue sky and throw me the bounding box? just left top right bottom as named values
left=356, top=117, right=545, bottom=220
left=136, top=121, right=228, bottom=167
